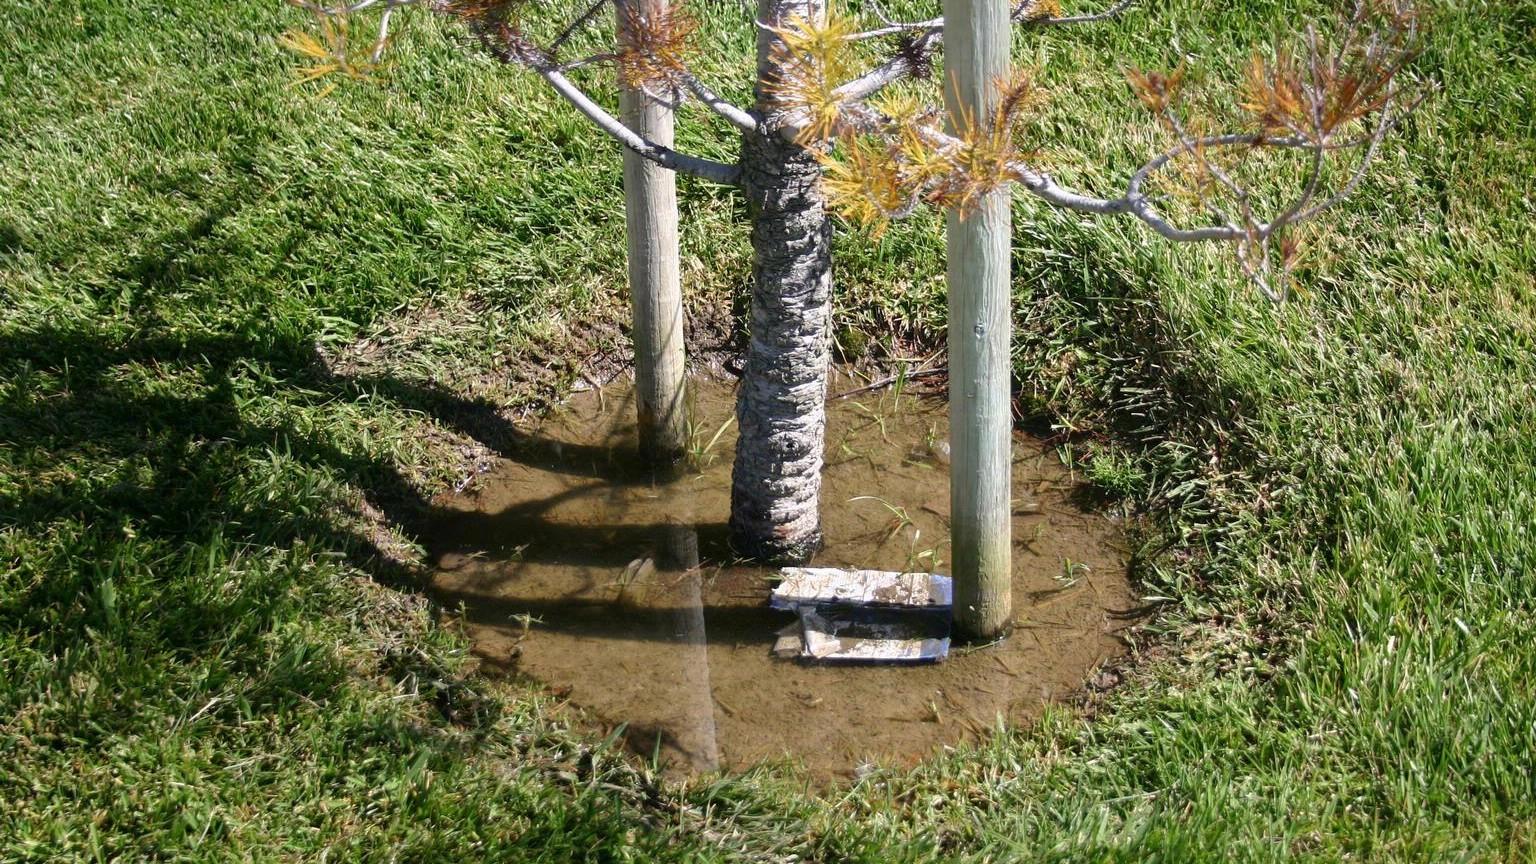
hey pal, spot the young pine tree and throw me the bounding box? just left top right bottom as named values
left=280, top=0, right=1425, bottom=614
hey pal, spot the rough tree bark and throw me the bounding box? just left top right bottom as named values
left=728, top=0, right=835, bottom=563
left=945, top=0, right=1013, bottom=639
left=617, top=0, right=689, bottom=463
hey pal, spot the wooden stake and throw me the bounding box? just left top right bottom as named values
left=943, top=0, right=1013, bottom=641
left=618, top=0, right=688, bottom=462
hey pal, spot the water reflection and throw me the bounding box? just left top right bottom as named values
left=645, top=521, right=717, bottom=772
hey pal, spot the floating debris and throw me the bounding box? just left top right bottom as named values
left=771, top=568, right=953, bottom=611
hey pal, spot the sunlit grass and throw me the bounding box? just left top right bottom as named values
left=2, top=0, right=1534, bottom=859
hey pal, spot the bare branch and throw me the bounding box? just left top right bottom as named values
left=535, top=63, right=743, bottom=185
left=549, top=0, right=613, bottom=54
left=829, top=0, right=1135, bottom=110
left=555, top=52, right=618, bottom=73
left=1022, top=0, right=1136, bottom=27
left=282, top=0, right=743, bottom=185
left=681, top=72, right=759, bottom=132
left=897, top=109, right=1410, bottom=260
left=840, top=0, right=1135, bottom=42
left=1296, top=85, right=1427, bottom=222
left=842, top=18, right=941, bottom=43
left=833, top=29, right=941, bottom=103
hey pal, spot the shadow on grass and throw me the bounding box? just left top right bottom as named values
left=0, top=319, right=705, bottom=574
left=2, top=326, right=422, bottom=585
left=0, top=318, right=740, bottom=668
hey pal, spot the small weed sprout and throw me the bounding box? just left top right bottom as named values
left=511, top=611, right=544, bottom=639
left=850, top=494, right=915, bottom=544
left=1057, top=559, right=1091, bottom=587
left=684, top=414, right=734, bottom=471
left=904, top=535, right=945, bottom=575
left=846, top=399, right=891, bottom=444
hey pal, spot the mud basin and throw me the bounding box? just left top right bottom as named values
left=428, top=373, right=1135, bottom=779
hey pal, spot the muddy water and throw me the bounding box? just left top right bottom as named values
left=428, top=374, right=1134, bottom=780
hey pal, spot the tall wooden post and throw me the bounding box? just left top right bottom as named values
left=944, top=0, right=1013, bottom=640
left=618, top=0, right=689, bottom=462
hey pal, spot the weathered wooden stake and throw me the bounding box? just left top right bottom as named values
left=944, top=0, right=1013, bottom=641
left=619, top=0, right=689, bottom=462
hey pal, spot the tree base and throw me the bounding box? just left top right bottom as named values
left=636, top=438, right=686, bottom=470
left=729, top=523, right=823, bottom=565
left=950, top=621, right=1015, bottom=646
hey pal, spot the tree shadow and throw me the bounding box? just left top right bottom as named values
left=0, top=169, right=764, bottom=664
left=1, top=315, right=765, bottom=656
left=1, top=323, right=432, bottom=593
left=339, top=371, right=672, bottom=485
left=429, top=584, right=781, bottom=651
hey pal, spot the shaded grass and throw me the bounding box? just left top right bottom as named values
left=2, top=0, right=1535, bottom=860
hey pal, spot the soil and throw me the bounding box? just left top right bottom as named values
left=427, top=373, right=1136, bottom=780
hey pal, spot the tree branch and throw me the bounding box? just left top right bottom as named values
left=841, top=0, right=1136, bottom=42
left=830, top=0, right=1137, bottom=111
left=1023, top=0, right=1136, bottom=27
left=555, top=52, right=618, bottom=73
left=681, top=72, right=759, bottom=132
left=549, top=0, right=612, bottom=54
left=283, top=0, right=746, bottom=185
left=833, top=28, right=942, bottom=103
left=536, top=64, right=743, bottom=185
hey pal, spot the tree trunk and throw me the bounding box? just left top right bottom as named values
left=618, top=0, right=688, bottom=463
left=944, top=0, right=1013, bottom=640
left=729, top=0, right=834, bottom=563
left=729, top=130, right=833, bottom=563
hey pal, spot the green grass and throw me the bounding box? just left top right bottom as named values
left=3, top=0, right=1534, bottom=859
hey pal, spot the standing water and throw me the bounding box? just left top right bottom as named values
left=428, top=373, right=1135, bottom=779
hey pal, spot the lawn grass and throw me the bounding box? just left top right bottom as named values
left=2, top=0, right=1534, bottom=859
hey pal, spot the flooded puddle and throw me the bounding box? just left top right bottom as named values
left=428, top=373, right=1135, bottom=779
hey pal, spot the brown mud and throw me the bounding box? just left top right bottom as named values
left=428, top=373, right=1135, bottom=780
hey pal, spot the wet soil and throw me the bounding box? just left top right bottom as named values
left=428, top=373, right=1135, bottom=780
